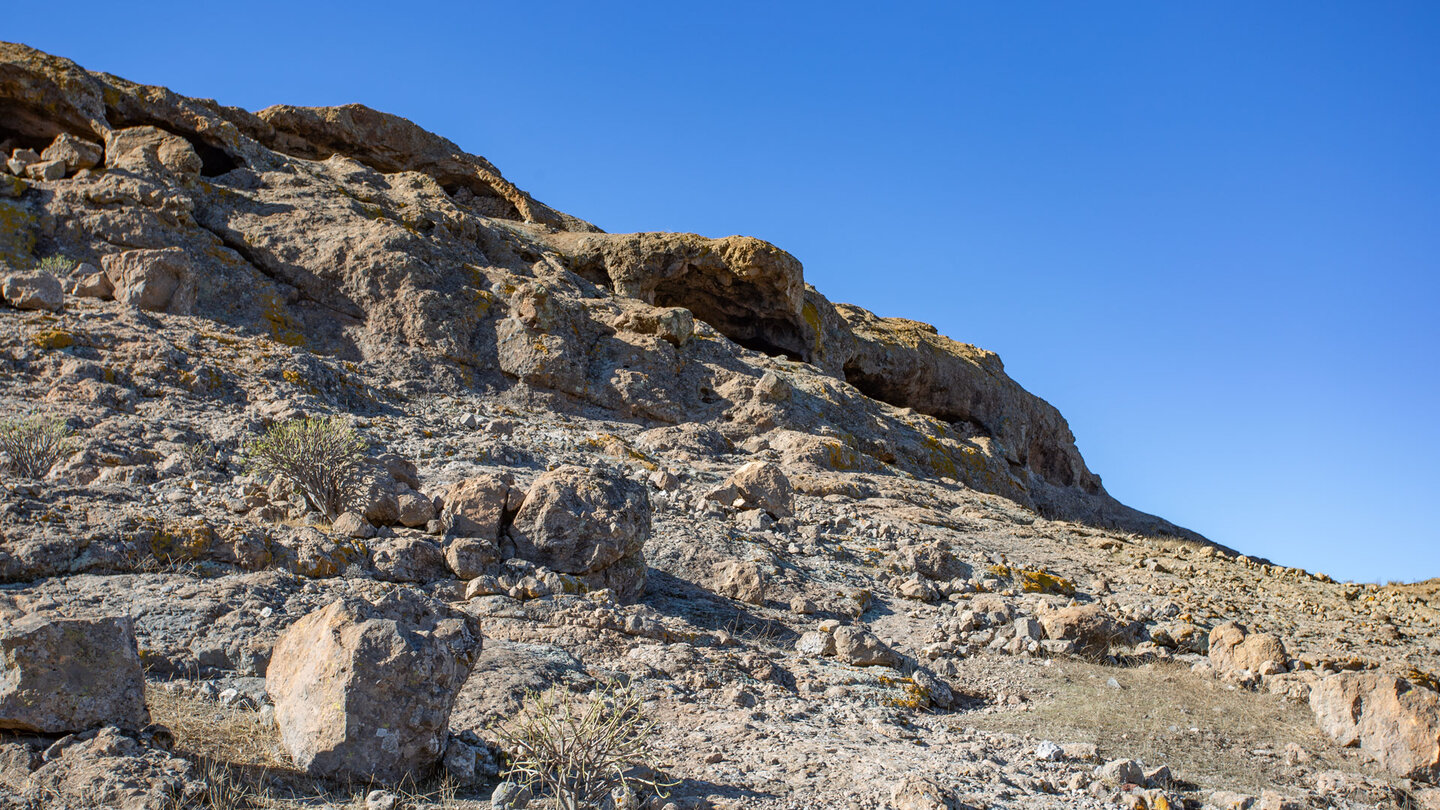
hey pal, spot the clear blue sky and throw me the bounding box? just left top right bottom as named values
left=13, top=2, right=1439, bottom=583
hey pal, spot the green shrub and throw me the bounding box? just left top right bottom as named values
left=0, top=417, right=74, bottom=479
left=245, top=417, right=366, bottom=520
left=36, top=254, right=74, bottom=275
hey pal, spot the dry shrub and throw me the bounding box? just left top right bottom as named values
left=498, top=681, right=673, bottom=810
left=0, top=416, right=74, bottom=479
left=246, top=417, right=366, bottom=519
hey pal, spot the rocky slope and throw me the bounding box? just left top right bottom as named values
left=0, top=42, right=1437, bottom=810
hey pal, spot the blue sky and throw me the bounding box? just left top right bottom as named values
left=12, top=2, right=1439, bottom=582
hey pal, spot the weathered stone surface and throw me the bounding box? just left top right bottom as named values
left=265, top=592, right=482, bottom=783
left=1310, top=672, right=1440, bottom=781
left=0, top=270, right=62, bottom=311
left=370, top=536, right=448, bottom=583
left=889, top=773, right=954, bottom=810
left=68, top=264, right=113, bottom=299
left=1209, top=621, right=1288, bottom=675
left=508, top=466, right=650, bottom=602
left=101, top=247, right=195, bottom=314
left=17, top=726, right=203, bottom=810
left=0, top=615, right=149, bottom=734
left=713, top=560, right=767, bottom=604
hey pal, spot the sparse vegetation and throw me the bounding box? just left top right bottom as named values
left=0, top=416, right=74, bottom=479
left=498, top=681, right=672, bottom=810
left=245, top=417, right=367, bottom=520
left=36, top=254, right=74, bottom=275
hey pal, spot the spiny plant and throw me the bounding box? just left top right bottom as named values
left=498, top=680, right=674, bottom=810
left=0, top=416, right=74, bottom=479
left=245, top=417, right=367, bottom=520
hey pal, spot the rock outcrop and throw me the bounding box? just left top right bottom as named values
left=265, top=592, right=482, bottom=782
left=0, top=614, right=149, bottom=734
left=0, top=39, right=1197, bottom=539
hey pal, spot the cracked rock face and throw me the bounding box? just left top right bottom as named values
left=0, top=614, right=149, bottom=734
left=0, top=40, right=1186, bottom=536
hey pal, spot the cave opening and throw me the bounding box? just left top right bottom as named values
left=193, top=140, right=240, bottom=177
left=652, top=275, right=811, bottom=363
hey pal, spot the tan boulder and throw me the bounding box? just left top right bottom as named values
left=1310, top=671, right=1440, bottom=782
left=833, top=625, right=901, bottom=667
left=0, top=615, right=149, bottom=734
left=266, top=592, right=482, bottom=783
left=101, top=247, right=195, bottom=314
left=1041, top=603, right=1124, bottom=656
left=1209, top=621, right=1288, bottom=675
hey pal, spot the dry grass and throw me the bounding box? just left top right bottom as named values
left=954, top=658, right=1346, bottom=796
left=148, top=686, right=491, bottom=809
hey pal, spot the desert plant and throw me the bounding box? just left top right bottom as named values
left=245, top=417, right=367, bottom=520
left=0, top=416, right=74, bottom=479
left=498, top=681, right=673, bottom=810
left=36, top=254, right=74, bottom=275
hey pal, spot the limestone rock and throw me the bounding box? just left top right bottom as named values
left=1309, top=671, right=1440, bottom=781
left=508, top=466, right=650, bottom=602
left=265, top=592, right=482, bottom=783
left=0, top=615, right=149, bottom=734
left=889, top=773, right=954, bottom=810
left=101, top=247, right=195, bottom=314
left=0, top=270, right=62, bottom=311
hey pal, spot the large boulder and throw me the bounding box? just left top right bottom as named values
left=1310, top=672, right=1440, bottom=782
left=1040, top=603, right=1124, bottom=656
left=0, top=615, right=149, bottom=733
left=101, top=248, right=195, bottom=314
left=265, top=592, right=482, bottom=783
left=507, top=466, right=650, bottom=602
left=40, top=132, right=102, bottom=173
left=1208, top=621, right=1288, bottom=676
left=0, top=270, right=63, bottom=312
left=104, top=125, right=202, bottom=176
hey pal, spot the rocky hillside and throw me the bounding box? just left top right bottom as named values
left=1, top=42, right=1438, bottom=810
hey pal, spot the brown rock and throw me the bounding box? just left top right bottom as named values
left=713, top=560, right=767, bottom=604
left=1310, top=671, right=1440, bottom=782
left=266, top=592, right=482, bottom=783
left=720, top=460, right=794, bottom=518
left=0, top=615, right=149, bottom=734
left=104, top=125, right=202, bottom=175
left=832, top=625, right=901, bottom=667
left=888, top=773, right=954, bottom=810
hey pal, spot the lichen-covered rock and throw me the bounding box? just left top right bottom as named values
left=1310, top=671, right=1440, bottom=782
left=101, top=247, right=195, bottom=314
left=508, top=466, right=650, bottom=602
left=0, top=615, right=149, bottom=733
left=0, top=269, right=62, bottom=311
left=266, top=591, right=482, bottom=783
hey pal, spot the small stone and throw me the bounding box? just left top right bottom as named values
left=796, top=631, right=837, bottom=657
left=331, top=511, right=375, bottom=539
left=24, top=158, right=66, bottom=181
left=649, top=469, right=679, bottom=491
left=1097, top=758, right=1144, bottom=786
left=1, top=270, right=63, bottom=312
left=365, top=789, right=399, bottom=810
left=1035, top=740, right=1063, bottom=761
left=458, top=412, right=481, bottom=429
